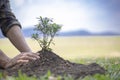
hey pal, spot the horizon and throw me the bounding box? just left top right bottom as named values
left=0, top=27, right=120, bottom=38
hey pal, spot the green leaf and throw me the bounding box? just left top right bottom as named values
left=32, top=16, right=62, bottom=51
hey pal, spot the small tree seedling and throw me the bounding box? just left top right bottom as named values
left=32, top=16, right=62, bottom=51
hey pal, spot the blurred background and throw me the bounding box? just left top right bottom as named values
left=0, top=0, right=120, bottom=59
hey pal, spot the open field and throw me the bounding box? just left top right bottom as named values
left=0, top=36, right=120, bottom=59
left=0, top=36, right=120, bottom=80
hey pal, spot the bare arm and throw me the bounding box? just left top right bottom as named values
left=0, top=0, right=40, bottom=69
left=6, top=25, right=31, bottom=52
left=0, top=25, right=40, bottom=69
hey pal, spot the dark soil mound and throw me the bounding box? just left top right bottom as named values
left=1, top=50, right=105, bottom=79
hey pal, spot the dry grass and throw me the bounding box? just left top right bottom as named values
left=0, top=36, right=120, bottom=59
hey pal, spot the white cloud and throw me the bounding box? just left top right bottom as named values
left=11, top=0, right=119, bottom=33
left=13, top=0, right=25, bottom=7
left=14, top=0, right=94, bottom=31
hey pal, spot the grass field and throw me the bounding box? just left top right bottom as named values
left=0, top=36, right=120, bottom=59
left=0, top=36, right=120, bottom=80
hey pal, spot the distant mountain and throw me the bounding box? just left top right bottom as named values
left=22, top=28, right=93, bottom=37
left=97, top=32, right=120, bottom=36
left=22, top=27, right=120, bottom=37
left=59, top=30, right=120, bottom=36
left=22, top=27, right=34, bottom=37
left=59, top=30, right=92, bottom=36
left=0, top=27, right=120, bottom=38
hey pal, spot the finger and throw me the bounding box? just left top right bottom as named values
left=17, top=60, right=29, bottom=63
left=33, top=53, right=40, bottom=58
left=19, top=55, right=37, bottom=61
left=23, top=53, right=40, bottom=59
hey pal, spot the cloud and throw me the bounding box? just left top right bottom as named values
left=13, top=0, right=25, bottom=7
left=11, top=0, right=120, bottom=33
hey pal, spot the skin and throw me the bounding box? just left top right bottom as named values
left=0, top=25, right=40, bottom=69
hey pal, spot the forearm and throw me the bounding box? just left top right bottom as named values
left=0, top=50, right=10, bottom=68
left=6, top=25, right=32, bottom=52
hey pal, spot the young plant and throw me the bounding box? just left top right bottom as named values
left=32, top=16, right=62, bottom=51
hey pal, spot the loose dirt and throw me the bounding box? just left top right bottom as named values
left=0, top=50, right=105, bottom=79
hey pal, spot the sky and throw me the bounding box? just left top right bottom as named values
left=10, top=0, right=120, bottom=33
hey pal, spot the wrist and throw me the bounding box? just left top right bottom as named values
left=0, top=58, right=11, bottom=69
left=4, top=58, right=11, bottom=69
left=0, top=50, right=11, bottom=68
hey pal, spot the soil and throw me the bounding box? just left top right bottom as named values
left=0, top=50, right=105, bottom=79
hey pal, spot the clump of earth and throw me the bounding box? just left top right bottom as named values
left=0, top=50, right=105, bottom=79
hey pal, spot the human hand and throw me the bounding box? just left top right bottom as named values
left=5, top=52, right=40, bottom=68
